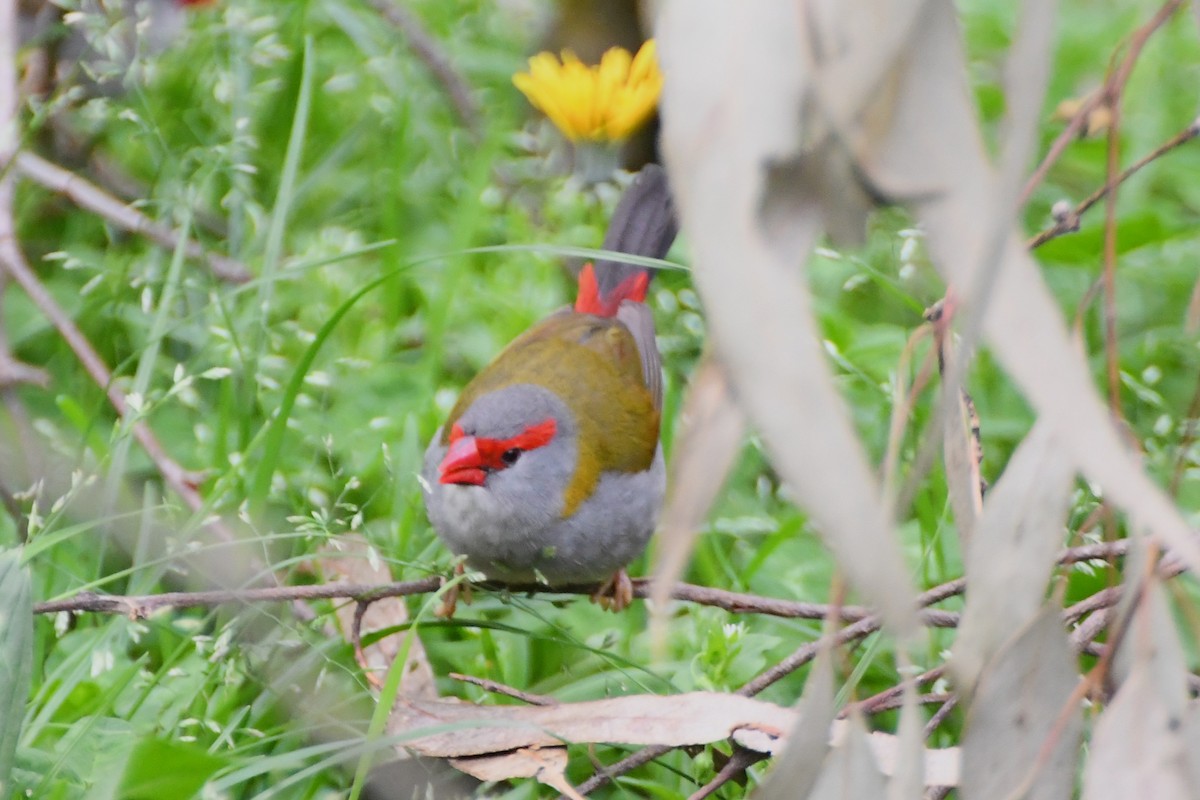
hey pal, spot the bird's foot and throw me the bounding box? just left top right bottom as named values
left=437, top=563, right=473, bottom=618
left=592, top=569, right=634, bottom=612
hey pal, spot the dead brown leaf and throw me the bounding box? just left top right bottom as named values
left=390, top=691, right=960, bottom=787
left=451, top=747, right=583, bottom=799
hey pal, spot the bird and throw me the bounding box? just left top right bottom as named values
left=422, top=165, right=677, bottom=611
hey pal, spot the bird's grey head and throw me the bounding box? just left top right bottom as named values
left=436, top=384, right=579, bottom=514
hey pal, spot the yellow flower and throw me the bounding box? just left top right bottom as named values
left=513, top=40, right=662, bottom=143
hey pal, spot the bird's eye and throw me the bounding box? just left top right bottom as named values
left=501, top=448, right=521, bottom=466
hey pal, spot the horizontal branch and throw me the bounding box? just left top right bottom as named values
left=33, top=577, right=444, bottom=616
left=31, top=538, right=1143, bottom=622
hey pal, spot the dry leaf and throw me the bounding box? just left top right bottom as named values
left=451, top=747, right=583, bottom=799
left=1082, top=663, right=1191, bottom=800
left=757, top=645, right=836, bottom=800
left=395, top=692, right=793, bottom=758
left=650, top=352, right=745, bottom=650
left=390, top=691, right=960, bottom=786
left=1110, top=552, right=1189, bottom=717
left=951, top=422, right=1074, bottom=692
left=809, top=713, right=889, bottom=800
left=887, top=673, right=924, bottom=800
left=658, top=0, right=919, bottom=637
left=959, top=604, right=1080, bottom=800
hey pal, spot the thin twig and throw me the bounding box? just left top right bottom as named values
left=366, top=0, right=483, bottom=140
left=28, top=574, right=950, bottom=625
left=1102, top=0, right=1185, bottom=413
left=29, top=537, right=1151, bottom=621
left=351, top=600, right=381, bottom=689
left=1027, top=120, right=1200, bottom=249
left=448, top=673, right=557, bottom=706
left=922, top=696, right=958, bottom=739
left=572, top=744, right=670, bottom=797
left=33, top=577, right=445, bottom=616
left=1019, top=87, right=1107, bottom=209
left=1063, top=585, right=1122, bottom=627
left=14, top=151, right=250, bottom=283
left=1017, top=0, right=1184, bottom=207
left=882, top=323, right=935, bottom=497
left=847, top=691, right=953, bottom=717
left=686, top=747, right=768, bottom=800
left=850, top=665, right=947, bottom=717
left=0, top=236, right=230, bottom=525
left=0, top=0, right=50, bottom=392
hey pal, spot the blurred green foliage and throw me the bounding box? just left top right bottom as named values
left=2, top=0, right=1199, bottom=796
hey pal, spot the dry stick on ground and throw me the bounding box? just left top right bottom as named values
left=367, top=0, right=483, bottom=140
left=14, top=151, right=251, bottom=283
left=854, top=692, right=955, bottom=718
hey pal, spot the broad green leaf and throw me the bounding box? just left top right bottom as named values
left=118, top=738, right=228, bottom=800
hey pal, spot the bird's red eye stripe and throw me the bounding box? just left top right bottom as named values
left=474, top=419, right=557, bottom=468
left=449, top=423, right=465, bottom=442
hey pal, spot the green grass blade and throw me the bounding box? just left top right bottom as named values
left=0, top=549, right=33, bottom=799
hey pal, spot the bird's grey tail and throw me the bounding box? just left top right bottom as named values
left=576, top=164, right=678, bottom=316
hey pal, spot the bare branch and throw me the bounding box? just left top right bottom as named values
left=1027, top=120, right=1200, bottom=249
left=14, top=151, right=251, bottom=283
left=366, top=0, right=483, bottom=140
left=34, top=577, right=445, bottom=617
left=449, top=673, right=557, bottom=707
left=1018, top=0, right=1185, bottom=207
left=686, top=747, right=768, bottom=800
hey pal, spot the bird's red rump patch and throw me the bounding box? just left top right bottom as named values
left=574, top=263, right=649, bottom=317
left=438, top=419, right=557, bottom=485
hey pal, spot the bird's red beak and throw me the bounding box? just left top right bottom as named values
left=438, top=436, right=487, bottom=486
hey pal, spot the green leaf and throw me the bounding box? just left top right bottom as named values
left=117, top=738, right=227, bottom=800
left=0, top=549, right=33, bottom=799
